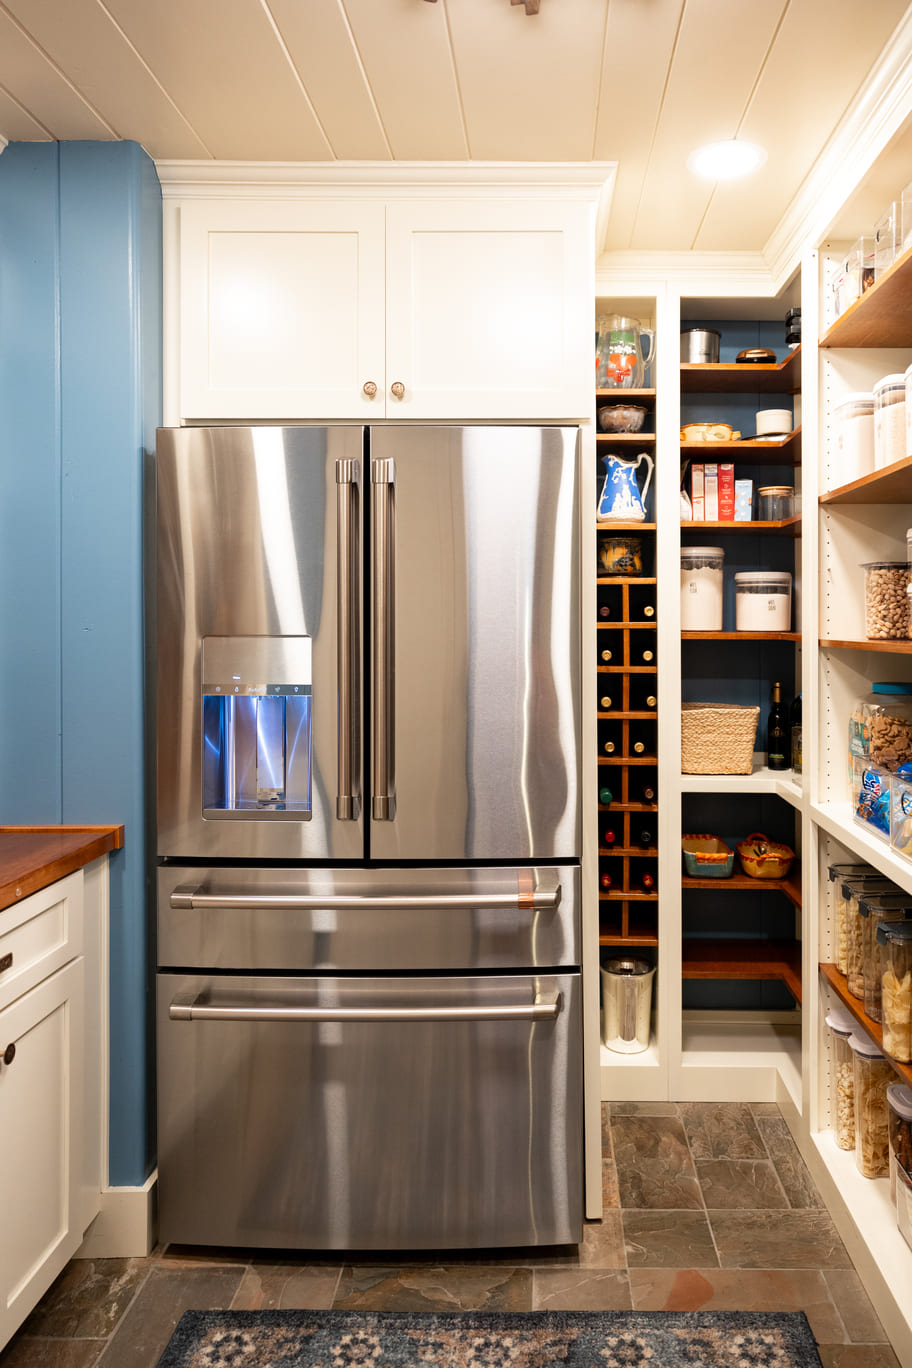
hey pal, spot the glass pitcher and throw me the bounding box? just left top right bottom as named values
left=596, top=314, right=656, bottom=389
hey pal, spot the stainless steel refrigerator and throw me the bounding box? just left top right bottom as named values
left=153, top=424, right=582, bottom=1250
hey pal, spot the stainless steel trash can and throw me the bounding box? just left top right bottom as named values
left=600, top=957, right=655, bottom=1054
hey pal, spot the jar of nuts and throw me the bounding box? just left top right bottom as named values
left=863, top=561, right=912, bottom=639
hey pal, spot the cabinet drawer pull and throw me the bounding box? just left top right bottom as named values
left=1, top=1043, right=15, bottom=1067
left=0, top=952, right=11, bottom=974
left=362, top=380, right=378, bottom=398
left=390, top=381, right=406, bottom=400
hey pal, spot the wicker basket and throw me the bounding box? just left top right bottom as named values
left=681, top=703, right=760, bottom=775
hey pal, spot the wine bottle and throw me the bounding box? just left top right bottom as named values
left=601, top=648, right=612, bottom=662
left=599, top=786, right=613, bottom=806
left=641, top=783, right=657, bottom=803
left=767, top=681, right=789, bottom=771
left=599, top=605, right=611, bottom=619
left=642, top=648, right=654, bottom=663
left=645, top=695, right=657, bottom=709
left=637, top=829, right=655, bottom=847
left=603, top=740, right=616, bottom=754
left=600, top=694, right=612, bottom=709
left=643, top=604, right=655, bottom=618
left=640, top=871, right=656, bottom=891
left=790, top=693, right=802, bottom=773
left=632, top=741, right=646, bottom=754
left=603, top=829, right=616, bottom=846
left=600, top=872, right=612, bottom=889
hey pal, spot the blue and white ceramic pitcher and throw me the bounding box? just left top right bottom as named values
left=598, top=452, right=654, bottom=522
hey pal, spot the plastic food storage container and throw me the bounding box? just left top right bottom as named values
left=903, top=179, right=912, bottom=252
left=757, top=486, right=795, bottom=520
left=905, top=368, right=912, bottom=462
left=879, top=920, right=912, bottom=1063
left=863, top=563, right=912, bottom=639
left=874, top=202, right=901, bottom=277
left=852, top=760, right=892, bottom=848
left=826, top=1007, right=857, bottom=1151
left=828, top=862, right=881, bottom=975
left=850, top=1031, right=893, bottom=1178
left=834, top=392, right=875, bottom=486
left=849, top=683, right=912, bottom=768
left=874, top=374, right=907, bottom=469
left=734, top=571, right=792, bottom=631
left=887, top=1083, right=912, bottom=1204
left=859, top=892, right=912, bottom=1021
left=680, top=547, right=724, bottom=630
left=833, top=237, right=875, bottom=315
left=891, top=770, right=912, bottom=858
left=842, top=873, right=898, bottom=995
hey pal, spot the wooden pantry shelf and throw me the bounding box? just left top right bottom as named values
left=820, top=639, right=912, bottom=654
left=684, top=517, right=801, bottom=536
left=596, top=387, right=655, bottom=401
left=682, top=868, right=802, bottom=909
left=820, top=962, right=912, bottom=1088
left=597, top=576, right=657, bottom=586
left=680, top=347, right=801, bottom=394
left=819, top=454, right=912, bottom=506
left=596, top=521, right=656, bottom=532
left=682, top=631, right=801, bottom=641
left=680, top=429, right=801, bottom=466
left=819, top=244, right=912, bottom=348
left=597, top=432, right=656, bottom=445
left=599, top=930, right=659, bottom=948
left=684, top=938, right=801, bottom=1003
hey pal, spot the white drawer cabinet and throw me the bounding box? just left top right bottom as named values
left=172, top=190, right=595, bottom=422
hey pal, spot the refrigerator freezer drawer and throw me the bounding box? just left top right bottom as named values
left=156, top=970, right=582, bottom=1250
left=157, top=863, right=581, bottom=972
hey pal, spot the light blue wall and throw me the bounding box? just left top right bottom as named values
left=0, top=141, right=162, bottom=1185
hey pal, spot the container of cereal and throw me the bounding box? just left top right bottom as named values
left=863, top=563, right=912, bottom=639
left=842, top=873, right=898, bottom=996
left=826, top=1006, right=857, bottom=1151
left=681, top=547, right=724, bottom=630
left=851, top=683, right=912, bottom=768
left=887, top=1083, right=912, bottom=1204
left=858, top=891, right=912, bottom=1021
left=852, top=760, right=892, bottom=847
left=874, top=374, right=906, bottom=469
left=734, top=571, right=792, bottom=631
left=879, top=920, right=912, bottom=1064
left=850, top=1031, right=893, bottom=1178
left=834, top=392, right=875, bottom=486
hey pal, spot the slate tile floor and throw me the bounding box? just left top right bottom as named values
left=0, top=1102, right=903, bottom=1368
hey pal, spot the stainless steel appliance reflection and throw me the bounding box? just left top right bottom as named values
left=153, top=424, right=582, bottom=1250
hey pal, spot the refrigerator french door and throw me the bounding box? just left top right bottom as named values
left=154, top=424, right=582, bottom=1249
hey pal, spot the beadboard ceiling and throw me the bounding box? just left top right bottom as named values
left=0, top=0, right=909, bottom=256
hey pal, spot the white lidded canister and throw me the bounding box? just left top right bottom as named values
left=681, top=546, right=724, bottom=630
left=874, top=373, right=906, bottom=470
left=905, top=361, right=912, bottom=460
left=834, top=392, right=875, bottom=487
left=734, top=571, right=792, bottom=631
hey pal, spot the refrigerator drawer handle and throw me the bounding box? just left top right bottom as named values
left=170, top=993, right=562, bottom=1024
left=371, top=457, right=395, bottom=821
left=170, top=881, right=561, bottom=913
left=335, top=458, right=359, bottom=820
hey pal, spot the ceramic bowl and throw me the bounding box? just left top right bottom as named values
left=598, top=404, right=646, bottom=433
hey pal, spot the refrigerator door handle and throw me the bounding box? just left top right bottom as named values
left=371, top=457, right=395, bottom=820
left=169, top=875, right=562, bottom=913
left=335, top=458, right=359, bottom=820
left=169, top=992, right=563, bottom=1024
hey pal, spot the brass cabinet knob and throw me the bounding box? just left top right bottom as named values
left=362, top=381, right=378, bottom=399
left=390, top=381, right=406, bottom=400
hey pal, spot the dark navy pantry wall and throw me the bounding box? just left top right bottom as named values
left=0, top=141, right=162, bottom=1186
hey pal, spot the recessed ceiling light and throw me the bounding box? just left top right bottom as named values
left=687, top=140, right=767, bottom=181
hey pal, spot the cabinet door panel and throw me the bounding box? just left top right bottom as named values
left=385, top=200, right=593, bottom=420
left=0, top=961, right=83, bottom=1349
left=179, top=200, right=386, bottom=419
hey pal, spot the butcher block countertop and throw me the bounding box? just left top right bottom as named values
left=0, top=825, right=124, bottom=914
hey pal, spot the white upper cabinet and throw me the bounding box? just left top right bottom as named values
left=169, top=176, right=604, bottom=422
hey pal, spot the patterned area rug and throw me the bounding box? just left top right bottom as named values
left=155, top=1308, right=824, bottom=1366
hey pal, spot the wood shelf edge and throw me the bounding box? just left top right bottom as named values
left=684, top=937, right=801, bottom=1002
left=820, top=962, right=912, bottom=1088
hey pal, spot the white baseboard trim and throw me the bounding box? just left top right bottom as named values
left=76, top=1172, right=158, bottom=1259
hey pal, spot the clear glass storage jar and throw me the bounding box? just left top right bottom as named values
left=859, top=892, right=912, bottom=1021
left=734, top=571, right=791, bottom=631
left=887, top=1083, right=912, bottom=1202
left=863, top=564, right=912, bottom=640
left=891, top=770, right=912, bottom=859
left=874, top=374, right=907, bottom=469
left=880, top=920, right=912, bottom=1063
left=829, top=862, right=880, bottom=975
left=757, top=486, right=795, bottom=520
left=834, top=392, right=875, bottom=486
left=850, top=1031, right=893, bottom=1178
left=874, top=202, right=901, bottom=278
left=680, top=547, right=724, bottom=631
left=850, top=682, right=912, bottom=768
left=826, top=1007, right=857, bottom=1151
left=842, top=874, right=898, bottom=996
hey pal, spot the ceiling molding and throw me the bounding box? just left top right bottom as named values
left=763, top=4, right=912, bottom=287
left=596, top=249, right=775, bottom=298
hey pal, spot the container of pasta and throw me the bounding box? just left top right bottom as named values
left=850, top=1031, right=893, bottom=1178
left=842, top=874, right=899, bottom=998
left=887, top=1083, right=912, bottom=1206
left=858, top=892, right=912, bottom=1022
left=826, top=1007, right=857, bottom=1151
left=852, top=759, right=892, bottom=844
left=828, top=863, right=880, bottom=975
left=878, top=920, right=912, bottom=1064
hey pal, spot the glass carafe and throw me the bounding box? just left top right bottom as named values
left=596, top=314, right=656, bottom=389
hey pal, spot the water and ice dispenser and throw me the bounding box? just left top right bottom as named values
left=201, top=637, right=313, bottom=817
